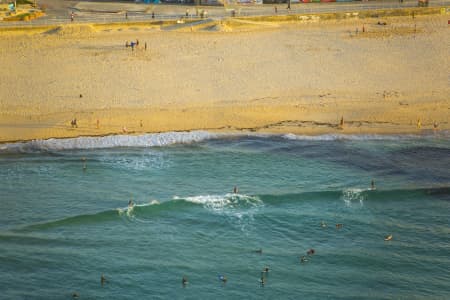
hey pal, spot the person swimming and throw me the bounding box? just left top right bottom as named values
left=101, top=274, right=107, bottom=285
left=300, top=256, right=308, bottom=263
left=182, top=276, right=188, bottom=287
left=82, top=157, right=87, bottom=171
left=321, top=221, right=327, bottom=228
left=262, top=267, right=269, bottom=273
left=307, top=249, right=315, bottom=255
left=218, top=274, right=227, bottom=283
left=336, top=223, right=343, bottom=229
left=384, top=234, right=393, bottom=241
left=253, top=248, right=263, bottom=254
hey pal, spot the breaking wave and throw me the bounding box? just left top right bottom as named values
left=0, top=131, right=218, bottom=152
left=13, top=186, right=449, bottom=232
left=1, top=131, right=448, bottom=153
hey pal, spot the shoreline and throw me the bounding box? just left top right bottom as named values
left=1, top=12, right=449, bottom=143
left=2, top=129, right=448, bottom=148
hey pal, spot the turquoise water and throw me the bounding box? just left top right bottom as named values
left=1, top=132, right=449, bottom=299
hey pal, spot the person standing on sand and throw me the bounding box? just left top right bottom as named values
left=70, top=11, right=74, bottom=22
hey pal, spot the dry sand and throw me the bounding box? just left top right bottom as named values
left=0, top=15, right=449, bottom=143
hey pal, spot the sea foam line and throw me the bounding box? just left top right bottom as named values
left=1, top=130, right=448, bottom=152
left=282, top=132, right=450, bottom=141
left=0, top=131, right=218, bottom=152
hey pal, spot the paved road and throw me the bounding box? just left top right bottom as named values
left=2, top=0, right=449, bottom=27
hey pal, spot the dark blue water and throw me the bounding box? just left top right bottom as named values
left=0, top=132, right=449, bottom=299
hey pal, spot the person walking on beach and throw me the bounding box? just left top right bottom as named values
left=70, top=11, right=74, bottom=22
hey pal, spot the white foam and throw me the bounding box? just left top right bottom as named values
left=1, top=131, right=218, bottom=152
left=176, top=193, right=263, bottom=212
left=2, top=131, right=448, bottom=152
left=282, top=132, right=450, bottom=141
left=117, top=201, right=159, bottom=217
left=341, top=188, right=367, bottom=207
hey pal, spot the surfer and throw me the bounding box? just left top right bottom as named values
left=182, top=276, right=188, bottom=287
left=253, top=248, right=262, bottom=254
left=260, top=274, right=265, bottom=286
left=101, top=274, right=107, bottom=286
left=321, top=221, right=327, bottom=228
left=336, top=223, right=343, bottom=229
left=128, top=199, right=134, bottom=207
left=384, top=234, right=393, bottom=241
left=233, top=186, right=238, bottom=194
left=300, top=256, right=308, bottom=263
left=219, top=274, right=227, bottom=283
left=371, top=180, right=375, bottom=190
left=307, top=249, right=315, bottom=255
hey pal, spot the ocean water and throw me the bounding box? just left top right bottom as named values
left=0, top=131, right=449, bottom=299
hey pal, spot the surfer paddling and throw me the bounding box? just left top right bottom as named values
left=101, top=274, right=108, bottom=286
left=384, top=234, right=393, bottom=241
left=182, top=276, right=188, bottom=287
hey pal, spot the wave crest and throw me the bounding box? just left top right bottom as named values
left=178, top=193, right=262, bottom=211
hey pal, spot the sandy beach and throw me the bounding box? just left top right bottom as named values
left=0, top=13, right=449, bottom=142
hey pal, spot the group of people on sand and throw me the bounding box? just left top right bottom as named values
left=125, top=39, right=147, bottom=51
